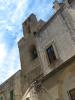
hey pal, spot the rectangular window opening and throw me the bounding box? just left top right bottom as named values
left=46, top=45, right=57, bottom=64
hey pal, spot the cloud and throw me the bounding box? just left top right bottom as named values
left=21, top=0, right=54, bottom=21
left=0, top=43, right=7, bottom=66
left=11, top=0, right=28, bottom=23
left=6, top=44, right=21, bottom=78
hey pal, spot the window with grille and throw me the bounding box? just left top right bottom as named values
left=46, top=45, right=56, bottom=64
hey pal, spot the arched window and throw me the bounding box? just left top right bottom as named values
left=29, top=44, right=38, bottom=60
left=68, top=0, right=72, bottom=4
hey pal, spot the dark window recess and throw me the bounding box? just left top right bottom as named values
left=33, top=32, right=36, bottom=36
left=68, top=88, right=75, bottom=100
left=10, top=90, right=13, bottom=100
left=46, top=45, right=56, bottom=64
left=30, top=45, right=38, bottom=60
left=26, top=98, right=30, bottom=100
left=0, top=96, right=3, bottom=100
left=68, top=0, right=73, bottom=4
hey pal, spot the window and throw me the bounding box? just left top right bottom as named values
left=26, top=97, right=30, bottom=100
left=10, top=90, right=13, bottom=100
left=46, top=45, right=56, bottom=64
left=68, top=0, right=72, bottom=4
left=68, top=88, right=75, bottom=100
left=0, top=96, right=3, bottom=100
left=33, top=32, right=36, bottom=36
left=29, top=45, right=38, bottom=60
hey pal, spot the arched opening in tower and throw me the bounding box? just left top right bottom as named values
left=68, top=0, right=73, bottom=5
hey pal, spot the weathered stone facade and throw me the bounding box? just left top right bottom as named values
left=0, top=0, right=75, bottom=100
left=20, top=0, right=75, bottom=100
left=0, top=70, right=22, bottom=100
left=22, top=56, right=75, bottom=100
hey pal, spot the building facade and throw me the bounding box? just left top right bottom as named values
left=18, top=0, right=75, bottom=100
left=0, top=0, right=75, bottom=100
left=0, top=70, right=22, bottom=100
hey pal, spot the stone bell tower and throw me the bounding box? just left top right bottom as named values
left=18, top=14, right=45, bottom=94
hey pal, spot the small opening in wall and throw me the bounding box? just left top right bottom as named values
left=33, top=32, right=36, bottom=36
left=46, top=45, right=56, bottom=64
left=26, top=97, right=30, bottom=100
left=68, top=0, right=73, bottom=4
left=29, top=44, right=38, bottom=60
left=68, top=88, right=75, bottom=100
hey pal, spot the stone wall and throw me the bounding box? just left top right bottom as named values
left=18, top=1, right=75, bottom=99
left=18, top=25, right=43, bottom=94
left=42, top=57, right=75, bottom=100
left=22, top=57, right=75, bottom=100
left=36, top=10, right=75, bottom=75
left=0, top=70, right=22, bottom=100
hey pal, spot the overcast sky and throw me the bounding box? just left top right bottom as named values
left=0, top=0, right=63, bottom=84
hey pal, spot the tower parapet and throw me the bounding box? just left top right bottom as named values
left=22, top=14, right=45, bottom=39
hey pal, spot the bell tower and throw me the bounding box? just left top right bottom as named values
left=18, top=14, right=44, bottom=94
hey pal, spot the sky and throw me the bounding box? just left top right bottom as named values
left=0, top=0, right=63, bottom=84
